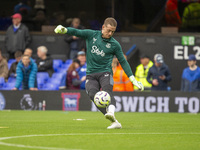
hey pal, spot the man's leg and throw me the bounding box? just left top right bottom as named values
left=99, top=72, right=122, bottom=129
left=85, top=74, right=107, bottom=115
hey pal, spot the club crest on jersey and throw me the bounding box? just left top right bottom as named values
left=93, top=37, right=97, bottom=43
left=91, top=45, right=105, bottom=57
left=106, top=43, right=111, bottom=48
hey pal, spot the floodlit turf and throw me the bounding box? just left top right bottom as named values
left=0, top=111, right=200, bottom=150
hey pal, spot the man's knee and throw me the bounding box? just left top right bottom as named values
left=87, top=89, right=98, bottom=101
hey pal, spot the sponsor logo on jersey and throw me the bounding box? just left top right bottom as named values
left=93, top=38, right=97, bottom=44
left=91, top=45, right=105, bottom=57
left=106, top=43, right=111, bottom=48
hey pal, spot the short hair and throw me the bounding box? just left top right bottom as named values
left=104, top=17, right=117, bottom=27
left=37, top=46, right=48, bottom=54
left=15, top=51, right=23, bottom=58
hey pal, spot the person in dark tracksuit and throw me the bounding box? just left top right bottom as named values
left=147, top=54, right=172, bottom=91
left=55, top=17, right=144, bottom=129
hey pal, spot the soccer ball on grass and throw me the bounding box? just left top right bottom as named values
left=94, top=91, right=111, bottom=108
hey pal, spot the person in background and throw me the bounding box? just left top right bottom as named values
left=5, top=13, right=31, bottom=59
left=112, top=55, right=133, bottom=91
left=64, top=18, right=86, bottom=59
left=66, top=59, right=86, bottom=90
left=147, top=54, right=172, bottom=91
left=135, top=54, right=153, bottom=90
left=8, top=51, right=23, bottom=78
left=77, top=51, right=87, bottom=89
left=36, top=46, right=54, bottom=77
left=0, top=49, right=8, bottom=80
left=165, top=0, right=181, bottom=27
left=13, top=55, right=37, bottom=90
left=24, top=48, right=33, bottom=57
left=181, top=54, right=200, bottom=92
left=182, top=2, right=200, bottom=32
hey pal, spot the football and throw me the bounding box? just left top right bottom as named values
left=94, top=91, right=111, bottom=108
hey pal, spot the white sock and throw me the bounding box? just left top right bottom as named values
left=108, top=105, right=115, bottom=114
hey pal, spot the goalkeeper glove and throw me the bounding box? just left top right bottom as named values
left=129, top=75, right=144, bottom=91
left=54, top=25, right=67, bottom=34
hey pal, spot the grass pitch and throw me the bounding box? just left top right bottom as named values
left=0, top=111, right=200, bottom=150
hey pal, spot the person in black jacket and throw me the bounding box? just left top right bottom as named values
left=5, top=13, right=31, bottom=59
left=64, top=18, right=86, bottom=59
left=36, top=46, right=54, bottom=77
left=147, top=54, right=172, bottom=91
left=8, top=51, right=23, bottom=79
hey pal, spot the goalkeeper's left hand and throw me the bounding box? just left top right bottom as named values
left=129, top=75, right=144, bottom=91
left=54, top=25, right=67, bottom=34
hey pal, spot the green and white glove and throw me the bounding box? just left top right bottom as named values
left=54, top=25, right=67, bottom=34
left=129, top=75, right=144, bottom=91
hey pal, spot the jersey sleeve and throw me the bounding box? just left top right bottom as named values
left=114, top=42, right=133, bottom=77
left=66, top=27, right=94, bottom=39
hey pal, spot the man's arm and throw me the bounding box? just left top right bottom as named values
left=28, top=62, right=38, bottom=88
left=164, top=66, right=172, bottom=82
left=114, top=43, right=143, bottom=91
left=147, top=69, right=152, bottom=84
left=54, top=25, right=93, bottom=39
left=15, top=65, right=23, bottom=89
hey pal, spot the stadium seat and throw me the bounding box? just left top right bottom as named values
left=53, top=59, right=63, bottom=72
left=65, top=59, right=72, bottom=65
left=7, top=62, right=13, bottom=69
left=57, top=68, right=67, bottom=74
left=7, top=77, right=16, bottom=83
left=0, top=77, right=5, bottom=88
left=37, top=72, right=49, bottom=83
left=2, top=82, right=16, bottom=90
left=8, top=59, right=16, bottom=64
left=41, top=83, right=59, bottom=90
left=37, top=77, right=45, bottom=90
left=61, top=63, right=70, bottom=69
left=51, top=72, right=64, bottom=80
left=48, top=78, right=61, bottom=86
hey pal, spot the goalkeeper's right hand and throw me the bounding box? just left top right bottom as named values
left=54, top=25, right=67, bottom=34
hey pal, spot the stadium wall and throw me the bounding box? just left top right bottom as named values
left=0, top=90, right=199, bottom=113
left=0, top=33, right=200, bottom=90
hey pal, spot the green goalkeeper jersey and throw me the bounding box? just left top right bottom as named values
left=66, top=27, right=133, bottom=77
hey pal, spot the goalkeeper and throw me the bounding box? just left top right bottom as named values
left=55, top=17, right=144, bottom=129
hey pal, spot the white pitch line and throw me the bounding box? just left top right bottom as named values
left=0, top=133, right=200, bottom=150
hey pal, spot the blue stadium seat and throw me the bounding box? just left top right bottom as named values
left=7, top=77, right=16, bottom=83
left=37, top=77, right=45, bottom=90
left=57, top=68, right=67, bottom=74
left=65, top=59, right=72, bottom=65
left=61, top=63, right=70, bottom=69
left=51, top=72, right=64, bottom=80
left=41, top=83, right=59, bottom=90
left=53, top=59, right=63, bottom=72
left=37, top=72, right=49, bottom=83
left=0, top=77, right=5, bottom=88
left=2, top=82, right=15, bottom=90
left=7, top=62, right=13, bottom=69
left=8, top=59, right=16, bottom=64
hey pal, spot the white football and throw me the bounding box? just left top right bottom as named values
left=94, top=91, right=111, bottom=108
